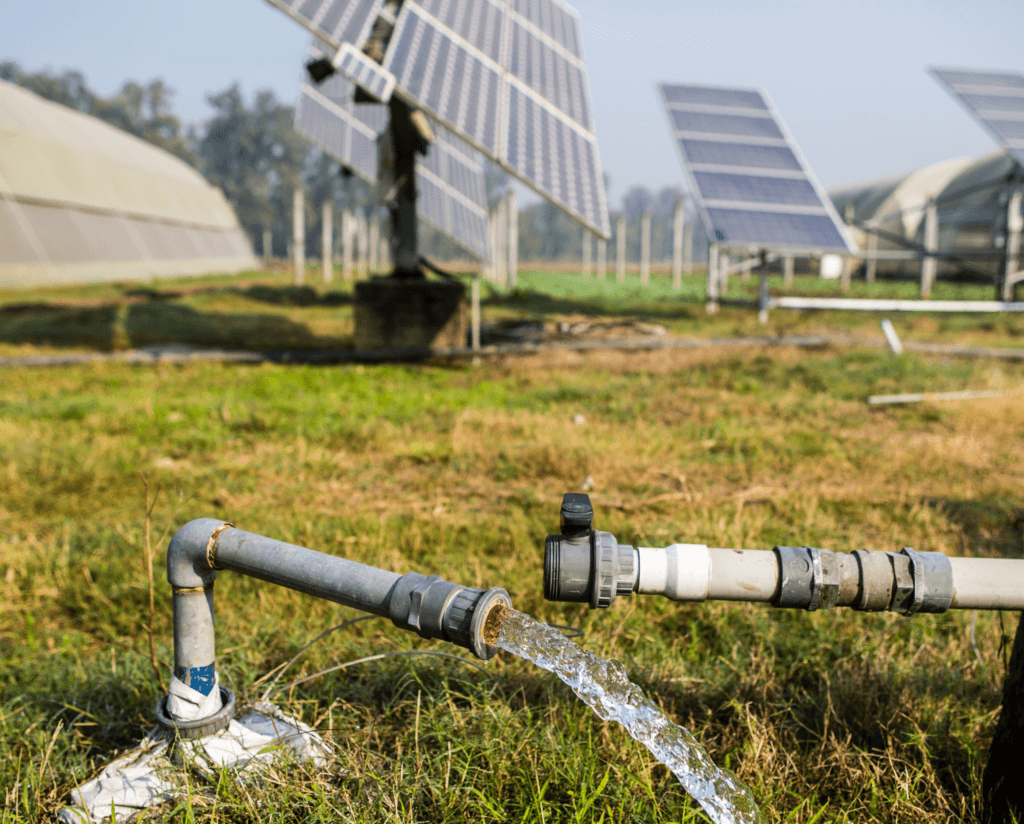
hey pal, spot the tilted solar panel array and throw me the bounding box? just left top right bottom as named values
left=658, top=82, right=852, bottom=253
left=930, top=67, right=1024, bottom=168
left=294, top=60, right=490, bottom=259
left=382, top=0, right=610, bottom=238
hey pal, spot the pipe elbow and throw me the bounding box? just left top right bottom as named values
left=167, top=519, right=231, bottom=590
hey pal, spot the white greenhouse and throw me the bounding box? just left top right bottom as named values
left=0, top=80, right=256, bottom=288
left=830, top=150, right=1021, bottom=288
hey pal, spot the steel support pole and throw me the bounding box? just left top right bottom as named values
left=1002, top=183, right=1023, bottom=301
left=292, top=187, right=305, bottom=286
left=471, top=275, right=480, bottom=351
left=672, top=201, right=684, bottom=289
left=865, top=230, right=877, bottom=283
left=597, top=238, right=607, bottom=280
left=386, top=98, right=420, bottom=277
left=706, top=244, right=720, bottom=313
left=368, top=212, right=379, bottom=275
left=758, top=251, right=769, bottom=325
left=506, top=189, right=518, bottom=290
left=640, top=211, right=651, bottom=286
left=582, top=230, right=592, bottom=277
left=683, top=221, right=694, bottom=277
left=321, top=200, right=333, bottom=284
left=783, top=255, right=794, bottom=286
left=495, top=197, right=507, bottom=286
left=358, top=213, right=369, bottom=278
left=342, top=209, right=353, bottom=282
left=616, top=215, right=626, bottom=284
left=921, top=199, right=938, bottom=298
left=262, top=227, right=273, bottom=265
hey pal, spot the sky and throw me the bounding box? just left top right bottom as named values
left=4, top=0, right=1023, bottom=208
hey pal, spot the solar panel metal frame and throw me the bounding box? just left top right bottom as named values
left=294, top=55, right=490, bottom=260
left=929, top=66, right=1024, bottom=169
left=657, top=81, right=854, bottom=255
left=380, top=0, right=610, bottom=239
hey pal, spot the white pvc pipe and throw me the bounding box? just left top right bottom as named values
left=771, top=296, right=1024, bottom=313
left=948, top=557, right=1024, bottom=610
left=633, top=546, right=1024, bottom=611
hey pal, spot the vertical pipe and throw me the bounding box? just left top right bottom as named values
left=358, top=213, right=369, bottom=278
left=921, top=198, right=937, bottom=299
left=582, top=230, right=592, bottom=277
left=1003, top=183, right=1023, bottom=301
left=597, top=238, right=607, bottom=280
left=369, top=212, right=380, bottom=276
left=757, top=251, right=769, bottom=325
left=683, top=221, right=694, bottom=277
left=672, top=201, right=684, bottom=290
left=495, top=197, right=507, bottom=287
left=262, top=227, right=273, bottom=265
left=471, top=275, right=481, bottom=351
left=506, top=189, right=518, bottom=290
left=865, top=229, right=877, bottom=284
left=292, top=187, right=305, bottom=286
left=707, top=244, right=720, bottom=313
left=616, top=215, right=626, bottom=284
left=342, top=209, right=353, bottom=282
left=783, top=255, right=794, bottom=286
left=387, top=99, right=420, bottom=276
left=321, top=200, right=333, bottom=285
left=640, top=211, right=651, bottom=286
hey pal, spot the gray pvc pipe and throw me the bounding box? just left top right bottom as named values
left=212, top=527, right=402, bottom=616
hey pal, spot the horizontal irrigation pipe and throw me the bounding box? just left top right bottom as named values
left=769, top=296, right=1024, bottom=313
left=868, top=389, right=1010, bottom=405
left=5, top=335, right=1024, bottom=371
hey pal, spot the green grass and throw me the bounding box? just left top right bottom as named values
left=2, top=268, right=1023, bottom=821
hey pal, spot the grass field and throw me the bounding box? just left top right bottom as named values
left=2, top=267, right=1023, bottom=822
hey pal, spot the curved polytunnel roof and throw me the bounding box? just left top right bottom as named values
left=829, top=150, right=1018, bottom=278
left=0, top=80, right=257, bottom=287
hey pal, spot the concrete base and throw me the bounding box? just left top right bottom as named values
left=354, top=278, right=467, bottom=351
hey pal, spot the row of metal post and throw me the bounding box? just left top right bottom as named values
left=580, top=201, right=696, bottom=288
left=281, top=189, right=387, bottom=285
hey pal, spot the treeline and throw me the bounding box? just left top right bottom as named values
left=1, top=62, right=706, bottom=265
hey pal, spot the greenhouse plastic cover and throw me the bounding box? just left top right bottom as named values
left=0, top=80, right=257, bottom=287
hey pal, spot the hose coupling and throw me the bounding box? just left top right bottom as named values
left=389, top=572, right=511, bottom=659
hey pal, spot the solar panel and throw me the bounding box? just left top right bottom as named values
left=381, top=0, right=610, bottom=238
left=294, top=52, right=490, bottom=260
left=658, top=82, right=853, bottom=253
left=930, top=67, right=1024, bottom=167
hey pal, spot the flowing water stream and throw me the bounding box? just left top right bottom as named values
left=489, top=606, right=763, bottom=824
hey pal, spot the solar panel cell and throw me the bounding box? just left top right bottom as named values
left=990, top=120, right=1024, bottom=140
left=670, top=109, right=783, bottom=140
left=693, top=172, right=821, bottom=207
left=679, top=139, right=802, bottom=171
left=962, top=94, right=1024, bottom=114
left=933, top=69, right=1024, bottom=89
left=706, top=209, right=848, bottom=248
left=661, top=84, right=767, bottom=110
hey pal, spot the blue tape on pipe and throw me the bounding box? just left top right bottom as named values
left=174, top=663, right=216, bottom=695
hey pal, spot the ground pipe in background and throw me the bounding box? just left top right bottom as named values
left=162, top=519, right=511, bottom=730
left=544, top=494, right=1024, bottom=614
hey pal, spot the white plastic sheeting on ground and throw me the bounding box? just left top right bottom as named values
left=58, top=702, right=330, bottom=823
